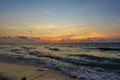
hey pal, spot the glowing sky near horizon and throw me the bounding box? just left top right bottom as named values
left=0, top=0, right=120, bottom=43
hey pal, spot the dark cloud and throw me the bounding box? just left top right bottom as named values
left=28, top=30, right=32, bottom=33
left=17, top=36, right=28, bottom=39
left=0, top=36, right=120, bottom=43
left=0, top=36, right=12, bottom=39
left=0, top=36, right=39, bottom=43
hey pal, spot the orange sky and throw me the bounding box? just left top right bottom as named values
left=0, top=24, right=120, bottom=43
left=0, top=0, right=120, bottom=43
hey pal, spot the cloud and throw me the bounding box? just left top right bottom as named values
left=43, top=10, right=52, bottom=14
left=0, top=23, right=120, bottom=43
left=17, top=36, right=28, bottom=39
left=0, top=36, right=12, bottom=40
left=0, top=36, right=39, bottom=43
left=90, top=14, right=104, bottom=20
left=28, top=24, right=91, bottom=36
left=0, top=35, right=120, bottom=43
left=0, top=24, right=93, bottom=39
left=28, top=30, right=32, bottom=33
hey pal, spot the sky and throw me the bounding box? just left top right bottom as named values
left=0, top=0, right=120, bottom=43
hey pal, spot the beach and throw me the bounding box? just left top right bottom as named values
left=0, top=0, right=120, bottom=79
left=0, top=54, right=76, bottom=80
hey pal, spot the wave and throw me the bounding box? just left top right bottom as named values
left=14, top=53, right=120, bottom=80
left=97, top=47, right=120, bottom=51
left=45, top=47, right=60, bottom=51
left=10, top=48, right=119, bottom=71
left=2, top=44, right=120, bottom=80
left=89, top=47, right=120, bottom=51
left=11, top=50, right=120, bottom=80
left=68, top=54, right=120, bottom=63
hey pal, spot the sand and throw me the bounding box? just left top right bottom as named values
left=0, top=54, right=77, bottom=80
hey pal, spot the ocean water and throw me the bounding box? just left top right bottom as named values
left=0, top=43, right=120, bottom=80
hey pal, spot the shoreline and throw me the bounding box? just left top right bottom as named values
left=0, top=54, right=77, bottom=80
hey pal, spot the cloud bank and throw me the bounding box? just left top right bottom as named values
left=0, top=36, right=120, bottom=43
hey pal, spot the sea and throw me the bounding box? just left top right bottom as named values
left=0, top=43, right=120, bottom=80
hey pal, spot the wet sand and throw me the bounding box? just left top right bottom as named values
left=0, top=54, right=77, bottom=80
